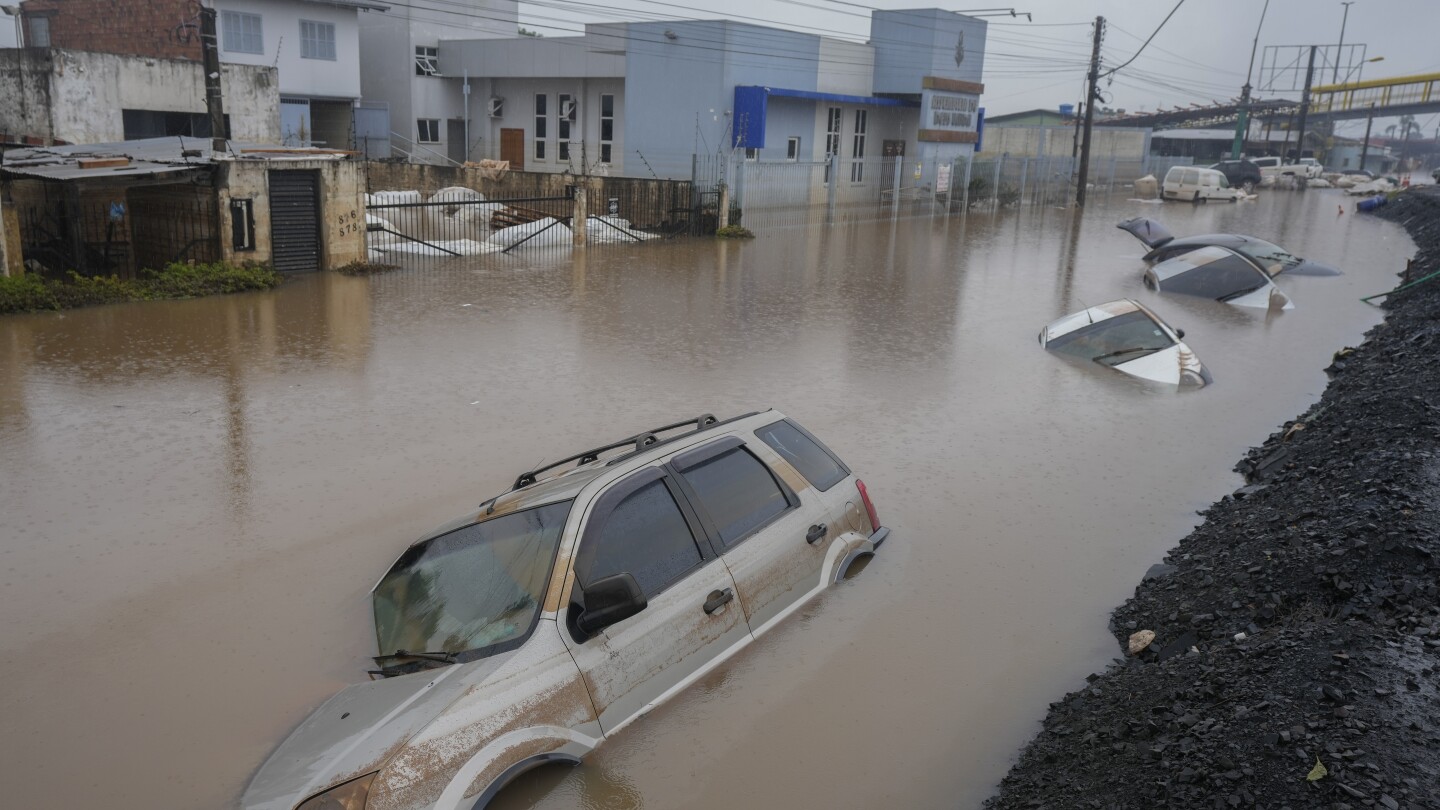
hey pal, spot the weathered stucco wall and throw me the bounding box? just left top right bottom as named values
left=218, top=158, right=366, bottom=271
left=976, top=126, right=1149, bottom=161
left=0, top=48, right=280, bottom=145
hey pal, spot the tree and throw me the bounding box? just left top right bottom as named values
left=518, top=26, right=542, bottom=37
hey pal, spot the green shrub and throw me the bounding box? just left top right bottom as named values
left=0, top=261, right=282, bottom=315
left=715, top=224, right=755, bottom=239
left=335, top=260, right=401, bottom=276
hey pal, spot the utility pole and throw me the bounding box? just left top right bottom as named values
left=199, top=7, right=228, bottom=154
left=1292, top=45, right=1317, bottom=164
left=1333, top=1, right=1354, bottom=84
left=1359, top=102, right=1374, bottom=172
left=1075, top=15, right=1103, bottom=207
left=1232, top=0, right=1271, bottom=159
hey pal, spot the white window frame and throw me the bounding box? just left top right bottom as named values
left=599, top=93, right=615, bottom=164
left=534, top=94, right=548, bottom=161
left=558, top=93, right=573, bottom=161
left=786, top=137, right=800, bottom=161
left=299, top=20, right=336, bottom=61
left=744, top=148, right=759, bottom=161
left=417, top=118, right=440, bottom=143
left=850, top=109, right=867, bottom=183
left=824, top=106, right=842, bottom=181
left=221, top=11, right=263, bottom=55
left=415, top=45, right=439, bottom=76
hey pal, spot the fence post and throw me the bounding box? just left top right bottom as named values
left=572, top=185, right=588, bottom=245
left=718, top=182, right=730, bottom=229
left=1018, top=157, right=1028, bottom=207
left=961, top=155, right=973, bottom=211
left=826, top=153, right=838, bottom=219
left=992, top=155, right=1003, bottom=210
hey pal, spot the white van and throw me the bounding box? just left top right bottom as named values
left=1162, top=166, right=1239, bottom=203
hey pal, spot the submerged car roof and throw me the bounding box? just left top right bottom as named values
left=1150, top=245, right=1265, bottom=283
left=1043, top=299, right=1162, bottom=343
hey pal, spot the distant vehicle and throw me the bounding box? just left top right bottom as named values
left=1208, top=159, right=1262, bottom=192
left=1341, top=169, right=1376, bottom=179
left=242, top=411, right=886, bottom=810
left=1432, top=167, right=1440, bottom=184
left=1040, top=299, right=1211, bottom=387
left=1116, top=217, right=1342, bottom=277
left=1163, top=166, right=1240, bottom=203
left=1144, top=245, right=1294, bottom=310
left=1251, top=156, right=1323, bottom=180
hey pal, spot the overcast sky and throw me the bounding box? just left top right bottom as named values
left=518, top=0, right=1440, bottom=137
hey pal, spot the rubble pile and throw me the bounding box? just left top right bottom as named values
left=986, top=186, right=1440, bottom=810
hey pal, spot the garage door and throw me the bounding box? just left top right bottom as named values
left=269, top=170, right=321, bottom=272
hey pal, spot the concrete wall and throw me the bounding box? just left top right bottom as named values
left=0, top=48, right=280, bottom=145
left=977, top=125, right=1148, bottom=161
left=218, top=158, right=366, bottom=270
left=871, top=9, right=986, bottom=94
left=816, top=39, right=874, bottom=97
left=214, top=0, right=362, bottom=99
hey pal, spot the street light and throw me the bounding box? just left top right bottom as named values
left=1231, top=0, right=1272, bottom=159
left=1333, top=1, right=1355, bottom=84
left=1338, top=55, right=1384, bottom=86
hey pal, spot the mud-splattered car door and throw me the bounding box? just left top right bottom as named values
left=668, top=434, right=837, bottom=637
left=560, top=466, right=750, bottom=735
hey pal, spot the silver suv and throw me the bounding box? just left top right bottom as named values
left=243, top=411, right=886, bottom=810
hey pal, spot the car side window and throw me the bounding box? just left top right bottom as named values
left=679, top=447, right=791, bottom=549
left=575, top=477, right=704, bottom=597
left=755, top=420, right=848, bottom=492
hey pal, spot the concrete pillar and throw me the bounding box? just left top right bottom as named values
left=717, top=184, right=730, bottom=229
left=0, top=192, right=22, bottom=277
left=572, top=186, right=587, bottom=246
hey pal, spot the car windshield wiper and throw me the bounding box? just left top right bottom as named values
left=1218, top=285, right=1266, bottom=302
left=373, top=649, right=457, bottom=664
left=1092, top=346, right=1162, bottom=364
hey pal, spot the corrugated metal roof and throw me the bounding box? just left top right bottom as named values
left=2, top=136, right=351, bottom=181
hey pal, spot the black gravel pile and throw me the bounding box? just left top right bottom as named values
left=985, top=187, right=1440, bottom=810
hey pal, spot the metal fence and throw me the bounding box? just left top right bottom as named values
left=16, top=196, right=219, bottom=278
left=363, top=190, right=672, bottom=267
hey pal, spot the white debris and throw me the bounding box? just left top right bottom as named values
left=586, top=216, right=659, bottom=243
left=488, top=217, right=573, bottom=248
left=1345, top=177, right=1398, bottom=196
left=1307, top=178, right=1332, bottom=188
left=1131, top=174, right=1159, bottom=199
left=366, top=190, right=426, bottom=237
left=373, top=239, right=503, bottom=257
left=1234, top=632, right=1247, bottom=642
left=427, top=187, right=505, bottom=232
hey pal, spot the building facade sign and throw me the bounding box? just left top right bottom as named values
left=918, top=77, right=982, bottom=144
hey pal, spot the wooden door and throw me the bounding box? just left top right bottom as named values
left=500, top=128, right=525, bottom=170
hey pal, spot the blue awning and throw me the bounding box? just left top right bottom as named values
left=732, top=86, right=918, bottom=149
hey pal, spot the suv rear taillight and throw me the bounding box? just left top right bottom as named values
left=856, top=479, right=880, bottom=532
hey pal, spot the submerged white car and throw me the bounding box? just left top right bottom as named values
left=1144, top=245, right=1294, bottom=311
left=1041, top=299, right=1212, bottom=387
left=243, top=411, right=886, bottom=810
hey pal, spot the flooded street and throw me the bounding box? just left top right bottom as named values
left=0, top=190, right=1416, bottom=808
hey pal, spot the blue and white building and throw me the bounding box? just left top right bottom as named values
left=416, top=8, right=986, bottom=191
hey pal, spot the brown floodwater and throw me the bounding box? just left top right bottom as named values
left=0, top=190, right=1416, bottom=809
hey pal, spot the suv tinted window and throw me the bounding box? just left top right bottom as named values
left=755, top=420, right=847, bottom=491
left=680, top=447, right=790, bottom=548
left=577, top=478, right=703, bottom=596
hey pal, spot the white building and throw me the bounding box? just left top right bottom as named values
left=357, top=0, right=518, bottom=161
left=215, top=0, right=388, bottom=148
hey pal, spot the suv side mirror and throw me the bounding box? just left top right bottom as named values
left=575, top=572, right=647, bottom=637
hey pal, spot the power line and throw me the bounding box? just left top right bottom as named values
left=1099, top=0, right=1185, bottom=78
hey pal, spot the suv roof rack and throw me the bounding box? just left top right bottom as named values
left=510, top=412, right=753, bottom=492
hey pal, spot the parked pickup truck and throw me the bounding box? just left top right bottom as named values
left=1251, top=156, right=1324, bottom=180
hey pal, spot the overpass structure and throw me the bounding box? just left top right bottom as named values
left=1096, top=72, right=1440, bottom=130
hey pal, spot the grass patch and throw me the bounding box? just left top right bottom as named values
left=0, top=261, right=283, bottom=315
left=335, top=260, right=402, bottom=276
left=715, top=224, right=755, bottom=239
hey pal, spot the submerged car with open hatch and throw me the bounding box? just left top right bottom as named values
left=1117, top=217, right=1341, bottom=276
left=1144, top=245, right=1294, bottom=311
left=242, top=411, right=886, bottom=810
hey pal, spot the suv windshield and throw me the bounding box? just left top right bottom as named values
left=1047, top=310, right=1175, bottom=366
left=373, top=500, right=572, bottom=658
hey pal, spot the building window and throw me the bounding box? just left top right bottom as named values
left=558, top=93, right=572, bottom=161
left=534, top=93, right=547, bottom=160
left=415, top=46, right=439, bottom=76
left=824, top=106, right=842, bottom=181
left=787, top=137, right=800, bottom=161
left=300, top=20, right=336, bottom=60
left=417, top=118, right=440, bottom=143
left=230, top=199, right=256, bottom=251
left=122, top=109, right=227, bottom=140
left=24, top=15, right=51, bottom=47
left=850, top=109, right=867, bottom=183
left=600, top=93, right=614, bottom=164
left=744, top=148, right=759, bottom=161
left=221, top=11, right=263, bottom=54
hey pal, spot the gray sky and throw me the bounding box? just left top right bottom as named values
left=518, top=0, right=1440, bottom=137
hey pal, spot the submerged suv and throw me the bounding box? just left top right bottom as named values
left=244, top=411, right=886, bottom=810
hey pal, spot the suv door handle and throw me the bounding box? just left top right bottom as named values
left=806, top=523, right=828, bottom=544
left=703, top=588, right=734, bottom=615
